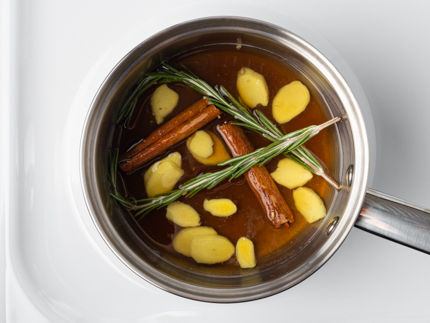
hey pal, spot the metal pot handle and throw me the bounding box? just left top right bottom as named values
left=355, top=188, right=430, bottom=254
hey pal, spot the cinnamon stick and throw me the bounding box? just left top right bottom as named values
left=120, top=98, right=210, bottom=159
left=218, top=123, right=294, bottom=228
left=119, top=104, right=222, bottom=173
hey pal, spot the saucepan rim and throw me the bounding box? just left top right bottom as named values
left=80, top=16, right=369, bottom=302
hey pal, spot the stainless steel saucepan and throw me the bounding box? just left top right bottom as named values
left=80, top=17, right=430, bottom=302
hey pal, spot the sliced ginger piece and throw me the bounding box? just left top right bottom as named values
left=190, top=235, right=235, bottom=264
left=187, top=131, right=230, bottom=165
left=203, top=198, right=237, bottom=217
left=144, top=153, right=184, bottom=198
left=144, top=161, right=184, bottom=197
left=144, top=152, right=182, bottom=183
left=164, top=151, right=182, bottom=168
left=236, top=67, right=269, bottom=108
left=151, top=84, right=179, bottom=124
left=272, top=81, right=310, bottom=124
left=173, top=226, right=217, bottom=257
left=188, top=130, right=214, bottom=158
left=166, top=202, right=201, bottom=227
left=236, top=237, right=256, bottom=269
left=270, top=158, right=313, bottom=190
left=293, top=187, right=327, bottom=223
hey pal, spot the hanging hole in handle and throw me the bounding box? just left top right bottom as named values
left=326, top=216, right=339, bottom=236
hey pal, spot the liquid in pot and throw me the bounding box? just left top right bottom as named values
left=112, top=46, right=335, bottom=268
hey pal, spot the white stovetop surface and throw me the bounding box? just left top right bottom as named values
left=1, top=0, right=430, bottom=322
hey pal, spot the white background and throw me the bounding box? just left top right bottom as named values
left=1, top=0, right=430, bottom=322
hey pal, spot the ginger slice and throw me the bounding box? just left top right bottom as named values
left=144, top=152, right=184, bottom=198
left=272, top=81, right=310, bottom=124
left=151, top=84, right=179, bottom=124
left=236, top=67, right=269, bottom=108
left=203, top=198, right=237, bottom=217
left=190, top=235, right=235, bottom=264
left=236, top=237, right=256, bottom=269
left=293, top=187, right=327, bottom=223
left=188, top=130, right=214, bottom=158
left=270, top=158, right=313, bottom=190
left=144, top=152, right=182, bottom=185
left=166, top=202, right=201, bottom=227
left=186, top=131, right=230, bottom=165
left=164, top=151, right=182, bottom=168
left=173, top=226, right=217, bottom=257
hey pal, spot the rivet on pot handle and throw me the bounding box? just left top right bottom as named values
left=355, top=188, right=430, bottom=254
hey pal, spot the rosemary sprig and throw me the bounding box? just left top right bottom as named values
left=146, top=65, right=281, bottom=142
left=116, top=75, right=161, bottom=126
left=254, top=109, right=342, bottom=189
left=109, top=118, right=338, bottom=220
left=107, top=149, right=134, bottom=208
left=146, top=64, right=341, bottom=189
